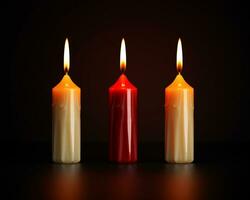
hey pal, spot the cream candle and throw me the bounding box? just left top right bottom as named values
left=52, top=38, right=81, bottom=163
left=165, top=38, right=194, bottom=163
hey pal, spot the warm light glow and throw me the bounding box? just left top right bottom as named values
left=120, top=38, right=126, bottom=72
left=176, top=38, right=183, bottom=73
left=64, top=38, right=70, bottom=73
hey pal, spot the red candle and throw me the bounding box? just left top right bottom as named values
left=109, top=38, right=138, bottom=163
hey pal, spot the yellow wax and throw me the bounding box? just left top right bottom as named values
left=165, top=74, right=194, bottom=163
left=52, top=74, right=81, bottom=163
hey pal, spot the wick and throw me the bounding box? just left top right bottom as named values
left=64, top=68, right=69, bottom=75
left=121, top=68, right=125, bottom=74
left=177, top=67, right=182, bottom=74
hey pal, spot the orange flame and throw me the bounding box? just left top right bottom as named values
left=64, top=38, right=70, bottom=74
left=176, top=38, right=183, bottom=73
left=120, top=38, right=126, bottom=72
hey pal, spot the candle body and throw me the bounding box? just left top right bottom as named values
left=165, top=74, right=194, bottom=163
left=109, top=74, right=138, bottom=163
left=52, top=75, right=81, bottom=163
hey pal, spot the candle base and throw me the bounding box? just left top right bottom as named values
left=165, top=159, right=194, bottom=164
left=53, top=159, right=81, bottom=164
left=109, top=156, right=137, bottom=164
left=109, top=159, right=137, bottom=164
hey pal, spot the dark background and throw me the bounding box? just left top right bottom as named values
left=6, top=0, right=247, bottom=146
left=2, top=0, right=249, bottom=199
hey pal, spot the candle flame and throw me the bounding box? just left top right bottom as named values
left=120, top=38, right=126, bottom=72
left=64, top=38, right=70, bottom=74
left=176, top=38, right=183, bottom=73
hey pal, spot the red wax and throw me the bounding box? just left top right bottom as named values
left=109, top=74, right=138, bottom=163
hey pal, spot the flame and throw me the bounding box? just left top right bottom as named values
left=176, top=38, right=183, bottom=73
left=120, top=38, right=126, bottom=72
left=64, top=38, right=70, bottom=73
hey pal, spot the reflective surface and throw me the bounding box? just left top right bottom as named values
left=1, top=161, right=234, bottom=200
left=1, top=142, right=247, bottom=200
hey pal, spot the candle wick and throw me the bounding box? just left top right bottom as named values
left=65, top=68, right=69, bottom=75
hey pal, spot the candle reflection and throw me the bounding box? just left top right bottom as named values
left=87, top=165, right=138, bottom=200
left=43, top=164, right=85, bottom=200
left=107, top=165, right=137, bottom=200
left=161, top=164, right=203, bottom=200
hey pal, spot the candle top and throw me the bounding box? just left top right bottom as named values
left=110, top=74, right=137, bottom=90
left=167, top=74, right=192, bottom=89
left=53, top=74, right=80, bottom=90
left=166, top=38, right=193, bottom=90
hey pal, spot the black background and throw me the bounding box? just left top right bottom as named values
left=3, top=0, right=249, bottom=199
left=7, top=0, right=247, bottom=145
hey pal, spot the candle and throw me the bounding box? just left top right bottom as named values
left=52, top=38, right=81, bottom=163
left=109, top=38, right=138, bottom=163
left=165, top=38, right=194, bottom=163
